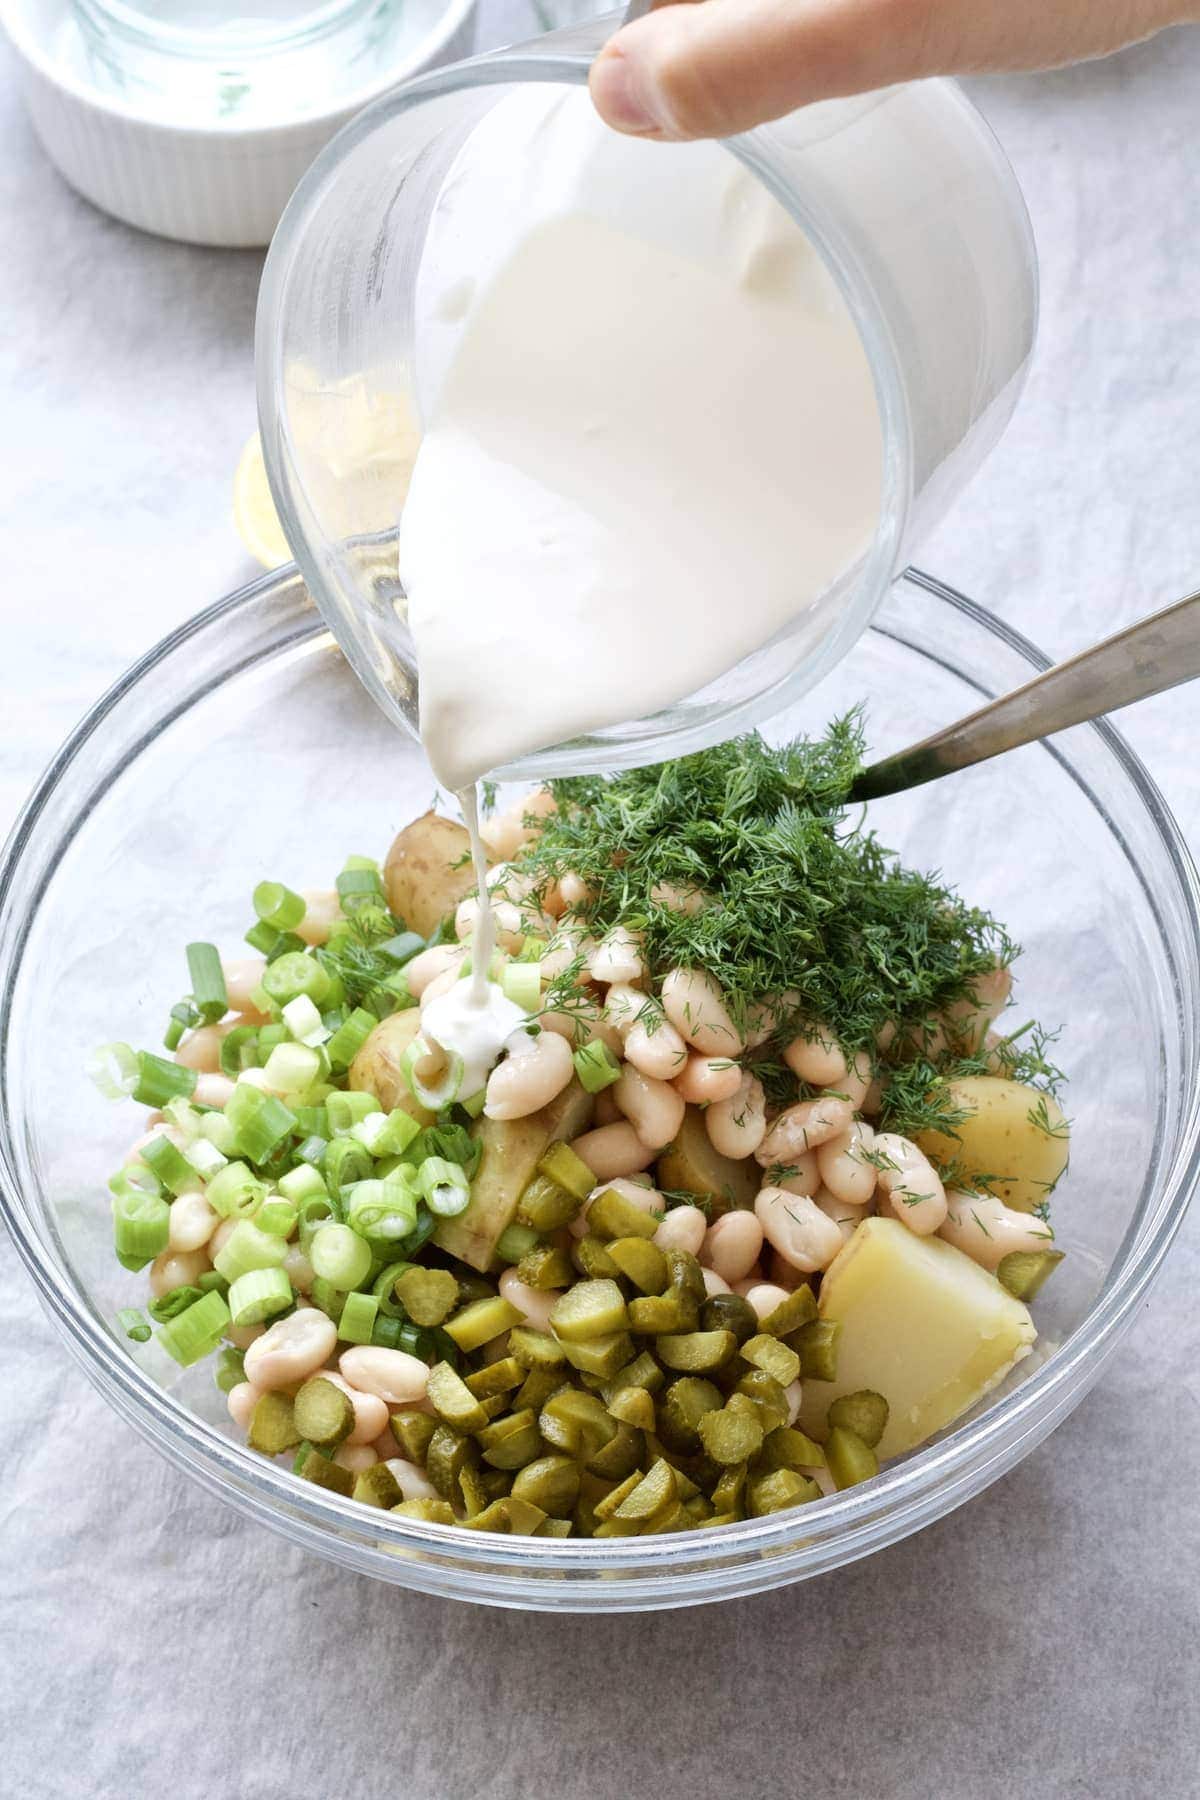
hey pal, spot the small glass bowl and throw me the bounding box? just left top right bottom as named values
left=1, top=566, right=1197, bottom=1610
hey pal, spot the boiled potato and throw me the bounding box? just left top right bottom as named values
left=798, top=1217, right=1036, bottom=1459
left=384, top=810, right=475, bottom=936
left=436, top=1080, right=595, bottom=1272
left=656, top=1106, right=758, bottom=1214
left=916, top=1076, right=1069, bottom=1214
left=349, top=1009, right=435, bottom=1126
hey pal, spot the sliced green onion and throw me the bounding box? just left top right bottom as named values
left=292, top=1104, right=330, bottom=1137
left=261, top=1041, right=323, bottom=1097
left=133, top=1052, right=198, bottom=1109
left=336, top=859, right=385, bottom=915
left=256, top=1197, right=298, bottom=1237
left=108, top=1161, right=162, bottom=1202
left=219, top=1025, right=260, bottom=1078
left=281, top=994, right=329, bottom=1049
left=186, top=942, right=228, bottom=1025
left=517, top=934, right=549, bottom=963
left=415, top=1155, right=471, bottom=1218
left=88, top=1041, right=139, bottom=1099
left=401, top=1203, right=439, bottom=1259
left=148, top=1284, right=206, bottom=1322
left=198, top=1110, right=236, bottom=1156
left=255, top=1022, right=288, bottom=1062
left=297, top=1195, right=336, bottom=1252
left=117, top=1307, right=151, bottom=1343
left=371, top=1313, right=404, bottom=1349
left=378, top=931, right=425, bottom=967
left=496, top=1223, right=541, bottom=1264
left=379, top=970, right=416, bottom=1010
left=262, top=951, right=331, bottom=1009
left=350, top=1108, right=421, bottom=1158
left=338, top=1290, right=379, bottom=1345
left=323, top=1137, right=372, bottom=1194
left=399, top=1034, right=465, bottom=1110
left=253, top=880, right=307, bottom=933
left=139, top=1133, right=199, bottom=1196
left=309, top=1277, right=346, bottom=1323
left=294, top=1133, right=329, bottom=1169
left=156, top=1290, right=230, bottom=1367
left=213, top=1219, right=288, bottom=1284
left=163, top=1002, right=198, bottom=1053
left=182, top=1136, right=228, bottom=1181
left=197, top=1270, right=229, bottom=1296
left=327, top=1090, right=380, bottom=1135
left=501, top=961, right=542, bottom=1011
left=206, top=1160, right=267, bottom=1220
left=396, top=1322, right=424, bottom=1358
left=162, top=1097, right=202, bottom=1140
left=310, top=1222, right=372, bottom=1291
left=226, top=1081, right=297, bottom=1163
left=278, top=1163, right=327, bottom=1207
left=215, top=1346, right=246, bottom=1394
left=345, top=1177, right=418, bottom=1242
left=228, top=1267, right=293, bottom=1327
left=370, top=1260, right=410, bottom=1319
left=324, top=1007, right=377, bottom=1072
left=112, top=1188, right=170, bottom=1271
left=460, top=1089, right=486, bottom=1120
left=573, top=1040, right=622, bottom=1094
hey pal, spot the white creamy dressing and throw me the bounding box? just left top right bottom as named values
left=400, top=87, right=882, bottom=1086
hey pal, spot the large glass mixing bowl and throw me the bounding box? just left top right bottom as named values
left=1, top=568, right=1196, bottom=1610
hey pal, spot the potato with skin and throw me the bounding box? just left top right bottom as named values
left=656, top=1106, right=758, bottom=1215
left=384, top=811, right=475, bottom=936
left=915, top=1076, right=1069, bottom=1214
left=349, top=1010, right=436, bottom=1126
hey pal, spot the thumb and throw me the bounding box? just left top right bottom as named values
left=587, top=0, right=965, bottom=141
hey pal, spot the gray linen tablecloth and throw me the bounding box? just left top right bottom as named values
left=1, top=13, right=1197, bottom=1797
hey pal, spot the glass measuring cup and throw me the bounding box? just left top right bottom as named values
left=256, top=14, right=1038, bottom=781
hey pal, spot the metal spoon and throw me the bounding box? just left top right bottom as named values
left=849, top=587, right=1200, bottom=802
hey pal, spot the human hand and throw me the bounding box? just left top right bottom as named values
left=589, top=0, right=1197, bottom=141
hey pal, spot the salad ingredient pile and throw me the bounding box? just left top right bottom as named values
left=95, top=720, right=1069, bottom=1538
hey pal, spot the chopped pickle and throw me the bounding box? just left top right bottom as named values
left=516, top=1364, right=565, bottom=1412
left=587, top=1187, right=660, bottom=1241
left=536, top=1516, right=573, bottom=1538
left=477, top=1467, right=511, bottom=1502
left=517, top=1174, right=581, bottom=1234
left=426, top=1361, right=492, bottom=1434
left=627, top=1290, right=697, bottom=1334
left=495, top=1223, right=541, bottom=1265
left=683, top=1494, right=714, bottom=1523
left=657, top=1329, right=737, bottom=1373
left=392, top=1497, right=455, bottom=1524
left=605, top=1236, right=668, bottom=1294
left=733, top=1369, right=790, bottom=1433
left=613, top=1457, right=678, bottom=1522
left=509, top=1326, right=568, bottom=1369
left=463, top=1496, right=547, bottom=1535
left=353, top=1463, right=403, bottom=1509
left=662, top=1247, right=707, bottom=1306
left=798, top=1218, right=1036, bottom=1458
left=699, top=1292, right=758, bottom=1344
left=457, top=1462, right=490, bottom=1518
left=540, top=1389, right=616, bottom=1460
left=248, top=1391, right=300, bottom=1456
left=748, top=1468, right=821, bottom=1515
left=825, top=1424, right=879, bottom=1489
left=758, top=1284, right=818, bottom=1338
left=711, top=1464, right=747, bottom=1514
left=827, top=1389, right=889, bottom=1449
left=549, top=1279, right=629, bottom=1342
left=563, top=1329, right=635, bottom=1380
left=759, top=1425, right=826, bottom=1470
left=592, top=1471, right=642, bottom=1523
left=298, top=1449, right=354, bottom=1497
left=393, top=1266, right=460, bottom=1327
left=291, top=1378, right=352, bottom=1449
left=641, top=1501, right=691, bottom=1535
left=512, top=1453, right=581, bottom=1517
left=698, top=1396, right=764, bottom=1465
left=792, top=1319, right=842, bottom=1382
left=571, top=1235, right=622, bottom=1280
left=607, top=1351, right=665, bottom=1396
left=514, top=1243, right=575, bottom=1290
left=425, top=1423, right=478, bottom=1500
left=477, top=1408, right=544, bottom=1470
left=465, top=1357, right=525, bottom=1398
left=389, top=1409, right=436, bottom=1462
left=657, top=1377, right=723, bottom=1453
left=537, top=1142, right=596, bottom=1202
left=740, top=1333, right=802, bottom=1388
left=587, top=1421, right=642, bottom=1481
left=443, top=1295, right=525, bottom=1353
left=606, top=1385, right=657, bottom=1431
left=997, top=1248, right=1065, bottom=1301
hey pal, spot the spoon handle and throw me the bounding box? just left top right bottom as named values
left=850, top=587, right=1200, bottom=802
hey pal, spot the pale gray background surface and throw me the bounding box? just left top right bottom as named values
left=1, top=12, right=1198, bottom=1798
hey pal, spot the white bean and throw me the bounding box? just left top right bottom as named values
left=756, top=1095, right=855, bottom=1166
left=589, top=926, right=647, bottom=987
left=168, top=1191, right=218, bottom=1253
left=245, top=1309, right=339, bottom=1390
left=705, top=1073, right=766, bottom=1160
left=174, top=1023, right=233, bottom=1073
left=539, top=1004, right=623, bottom=1056
left=661, top=968, right=744, bottom=1056
left=624, top=1017, right=689, bottom=1081
left=571, top=1178, right=659, bottom=1239
left=333, top=1443, right=378, bottom=1474
left=739, top=1281, right=791, bottom=1319
left=672, top=1054, right=743, bottom=1106
left=613, top=1065, right=685, bottom=1150
left=765, top=1246, right=806, bottom=1291
left=385, top=1457, right=440, bottom=1503
left=701, top=1210, right=764, bottom=1283
left=872, top=1132, right=947, bottom=1236
left=701, top=1268, right=732, bottom=1297
left=755, top=1187, right=844, bottom=1273
left=944, top=961, right=1013, bottom=1053
left=456, top=895, right=529, bottom=956
left=479, top=787, right=555, bottom=860
left=209, top=1217, right=239, bottom=1260
left=148, top=1247, right=209, bottom=1298
left=817, top=1120, right=878, bottom=1207
left=405, top=943, right=467, bottom=998
left=487, top=861, right=537, bottom=903
left=649, top=880, right=708, bottom=916
left=939, top=1190, right=1057, bottom=1271
left=485, top=1031, right=574, bottom=1120
left=743, top=990, right=801, bottom=1049
left=783, top=1379, right=803, bottom=1426
left=498, top=1269, right=561, bottom=1332
left=226, top=1381, right=261, bottom=1430
left=782, top=1023, right=848, bottom=1088
left=569, top=1122, right=656, bottom=1182
left=653, top=1205, right=706, bottom=1256
left=191, top=1072, right=236, bottom=1110
left=282, top=1244, right=315, bottom=1294
left=557, top=871, right=595, bottom=913
left=828, top=1049, right=873, bottom=1112
left=813, top=1187, right=866, bottom=1248
left=542, top=925, right=596, bottom=984
left=338, top=1345, right=430, bottom=1405
left=768, top=1149, right=821, bottom=1196
left=295, top=888, right=343, bottom=947
left=320, top=1370, right=390, bottom=1446
left=221, top=957, right=268, bottom=1016
left=224, top=1321, right=265, bottom=1351
left=593, top=1088, right=622, bottom=1126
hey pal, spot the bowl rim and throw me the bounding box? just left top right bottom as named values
left=2, top=562, right=1198, bottom=1598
